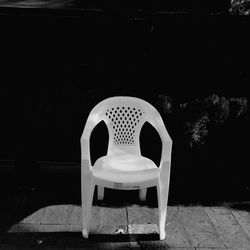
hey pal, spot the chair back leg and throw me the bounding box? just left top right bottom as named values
left=139, top=188, right=147, bottom=201
left=97, top=186, right=105, bottom=200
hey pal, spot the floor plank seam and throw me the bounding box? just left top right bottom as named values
left=201, top=205, right=227, bottom=249
left=95, top=205, right=101, bottom=234
left=201, top=206, right=227, bottom=249
left=152, top=206, right=158, bottom=228
left=67, top=205, right=76, bottom=231
left=228, top=207, right=250, bottom=241
left=36, top=206, right=48, bottom=228
left=177, top=204, right=194, bottom=248
left=125, top=205, right=129, bottom=234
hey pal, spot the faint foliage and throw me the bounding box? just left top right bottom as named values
left=185, top=115, right=209, bottom=148
left=158, top=95, right=173, bottom=115
left=230, top=0, right=250, bottom=15
left=158, top=94, right=248, bottom=149
left=229, top=97, right=248, bottom=117
left=204, top=94, right=230, bottom=125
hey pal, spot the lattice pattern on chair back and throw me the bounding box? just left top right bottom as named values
left=105, top=106, right=145, bottom=145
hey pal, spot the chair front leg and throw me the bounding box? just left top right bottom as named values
left=82, top=176, right=95, bottom=238
left=157, top=181, right=169, bottom=240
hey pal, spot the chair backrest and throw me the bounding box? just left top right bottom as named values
left=86, top=96, right=166, bottom=156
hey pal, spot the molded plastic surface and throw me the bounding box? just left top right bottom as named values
left=81, top=96, right=172, bottom=240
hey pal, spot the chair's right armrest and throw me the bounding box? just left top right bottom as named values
left=81, top=119, right=95, bottom=173
left=80, top=112, right=102, bottom=172
left=81, top=138, right=92, bottom=173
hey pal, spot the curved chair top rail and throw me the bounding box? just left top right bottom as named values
left=82, top=96, right=171, bottom=149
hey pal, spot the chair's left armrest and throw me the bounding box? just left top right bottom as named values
left=151, top=115, right=172, bottom=182
left=152, top=115, right=172, bottom=166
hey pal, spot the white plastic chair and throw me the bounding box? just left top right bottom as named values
left=81, top=96, right=172, bottom=240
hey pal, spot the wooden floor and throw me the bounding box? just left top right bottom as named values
left=0, top=189, right=250, bottom=250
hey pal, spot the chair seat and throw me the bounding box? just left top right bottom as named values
left=93, top=154, right=160, bottom=183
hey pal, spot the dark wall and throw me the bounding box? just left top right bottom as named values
left=0, top=8, right=249, bottom=199
left=1, top=10, right=249, bottom=161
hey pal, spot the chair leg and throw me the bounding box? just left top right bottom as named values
left=82, top=178, right=95, bottom=238
left=97, top=186, right=104, bottom=200
left=139, top=188, right=147, bottom=201
left=157, top=182, right=169, bottom=240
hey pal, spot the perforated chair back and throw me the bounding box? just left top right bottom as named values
left=87, top=96, right=164, bottom=156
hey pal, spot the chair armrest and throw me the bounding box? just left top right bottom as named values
left=149, top=111, right=172, bottom=167
left=158, top=126, right=172, bottom=185
left=81, top=138, right=92, bottom=173
left=160, top=139, right=172, bottom=166
left=158, top=128, right=172, bottom=187
left=80, top=112, right=102, bottom=172
left=159, top=160, right=171, bottom=186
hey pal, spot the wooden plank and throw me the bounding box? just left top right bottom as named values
left=98, top=206, right=127, bottom=234
left=128, top=205, right=169, bottom=250
left=19, top=206, right=47, bottom=224
left=8, top=223, right=39, bottom=233
left=69, top=205, right=101, bottom=234
left=204, top=207, right=250, bottom=249
left=68, top=224, right=82, bottom=232
left=98, top=242, right=130, bottom=249
left=41, top=204, right=74, bottom=225
left=69, top=205, right=82, bottom=225
left=38, top=224, right=69, bottom=232
left=179, top=206, right=225, bottom=248
left=155, top=206, right=194, bottom=248
left=230, top=207, right=250, bottom=238
left=127, top=205, right=158, bottom=234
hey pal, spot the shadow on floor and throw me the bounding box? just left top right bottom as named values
left=0, top=231, right=162, bottom=249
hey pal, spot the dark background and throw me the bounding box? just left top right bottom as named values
left=0, top=1, right=249, bottom=203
